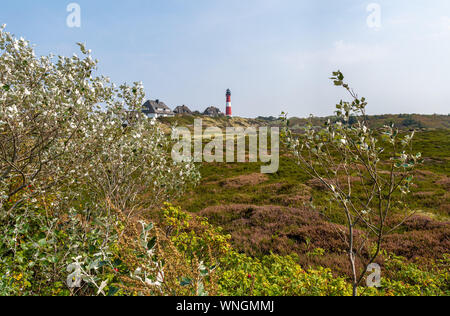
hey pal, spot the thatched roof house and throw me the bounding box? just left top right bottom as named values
left=142, top=100, right=174, bottom=118
left=203, top=106, right=224, bottom=117
left=173, top=105, right=193, bottom=115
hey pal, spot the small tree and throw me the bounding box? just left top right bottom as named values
left=0, top=25, right=199, bottom=294
left=282, top=71, right=422, bottom=296
left=0, top=25, right=198, bottom=216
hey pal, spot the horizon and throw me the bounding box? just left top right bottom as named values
left=1, top=1, right=450, bottom=117
left=282, top=113, right=450, bottom=120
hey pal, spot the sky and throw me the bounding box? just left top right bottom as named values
left=1, top=0, right=450, bottom=118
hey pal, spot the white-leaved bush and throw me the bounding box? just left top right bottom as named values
left=282, top=71, right=422, bottom=297
left=0, top=26, right=199, bottom=295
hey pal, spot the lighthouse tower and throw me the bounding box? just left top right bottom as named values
left=226, top=89, right=232, bottom=117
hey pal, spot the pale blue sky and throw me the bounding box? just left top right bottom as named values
left=1, top=1, right=450, bottom=117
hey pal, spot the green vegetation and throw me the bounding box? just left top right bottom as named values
left=267, top=114, right=450, bottom=132
left=172, top=130, right=449, bottom=293
left=173, top=78, right=449, bottom=296
left=179, top=130, right=450, bottom=218
left=1, top=27, right=448, bottom=296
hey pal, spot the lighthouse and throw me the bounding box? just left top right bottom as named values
left=226, top=89, right=232, bottom=117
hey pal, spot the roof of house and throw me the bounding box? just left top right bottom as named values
left=203, top=106, right=224, bottom=117
left=174, top=105, right=193, bottom=114
left=142, top=100, right=174, bottom=114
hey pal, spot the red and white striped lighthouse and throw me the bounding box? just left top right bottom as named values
left=226, top=89, right=232, bottom=117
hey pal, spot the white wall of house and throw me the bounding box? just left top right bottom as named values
left=145, top=113, right=158, bottom=119
left=144, top=112, right=174, bottom=119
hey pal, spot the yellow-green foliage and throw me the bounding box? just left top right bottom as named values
left=162, top=203, right=232, bottom=264
left=218, top=252, right=352, bottom=296
left=153, top=204, right=352, bottom=296
left=2, top=201, right=448, bottom=296
left=370, top=254, right=449, bottom=296
left=153, top=205, right=450, bottom=297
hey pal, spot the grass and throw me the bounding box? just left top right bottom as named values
left=173, top=127, right=449, bottom=276
left=270, top=114, right=450, bottom=131
left=178, top=129, right=450, bottom=218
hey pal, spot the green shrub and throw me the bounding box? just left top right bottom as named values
left=0, top=203, right=118, bottom=296
left=218, top=252, right=352, bottom=296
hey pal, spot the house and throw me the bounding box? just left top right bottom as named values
left=173, top=105, right=193, bottom=115
left=203, top=106, right=224, bottom=117
left=142, top=100, right=175, bottom=118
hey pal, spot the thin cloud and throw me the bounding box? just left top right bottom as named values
left=329, top=41, right=390, bottom=65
